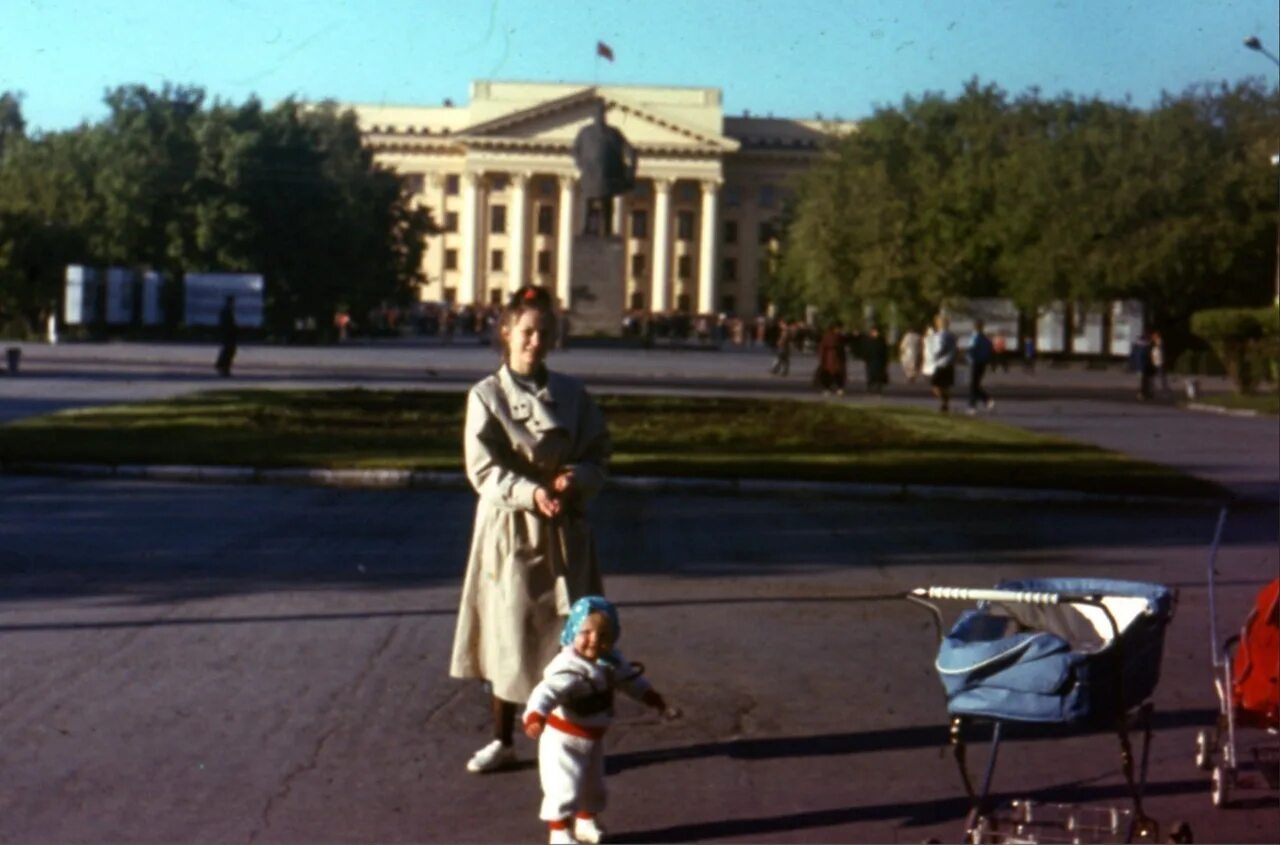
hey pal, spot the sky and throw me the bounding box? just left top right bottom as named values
left=2, top=0, right=1278, bottom=133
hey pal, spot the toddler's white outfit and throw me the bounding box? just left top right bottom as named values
left=524, top=646, right=659, bottom=824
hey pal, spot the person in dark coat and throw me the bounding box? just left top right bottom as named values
left=215, top=295, right=237, bottom=377
left=862, top=325, right=889, bottom=394
left=813, top=321, right=848, bottom=395
left=572, top=101, right=637, bottom=237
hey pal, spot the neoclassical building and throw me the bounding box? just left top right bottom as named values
left=353, top=81, right=855, bottom=317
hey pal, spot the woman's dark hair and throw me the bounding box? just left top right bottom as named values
left=500, top=285, right=558, bottom=345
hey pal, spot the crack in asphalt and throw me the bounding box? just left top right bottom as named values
left=250, top=621, right=399, bottom=842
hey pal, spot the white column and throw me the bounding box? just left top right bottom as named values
left=650, top=178, right=673, bottom=313
left=425, top=173, right=445, bottom=297
left=555, top=175, right=576, bottom=310
left=612, top=194, right=626, bottom=238
left=508, top=171, right=530, bottom=292
left=459, top=170, right=482, bottom=305
left=698, top=179, right=720, bottom=314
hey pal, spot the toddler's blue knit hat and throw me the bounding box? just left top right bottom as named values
left=561, top=595, right=620, bottom=647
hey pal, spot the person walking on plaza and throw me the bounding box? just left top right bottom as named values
left=862, top=324, right=889, bottom=395
left=451, top=285, right=612, bottom=775
left=966, top=319, right=995, bottom=414
left=1021, top=335, right=1036, bottom=372
left=1131, top=331, right=1155, bottom=400
left=992, top=332, right=1008, bottom=372
left=770, top=319, right=793, bottom=376
left=1151, top=331, right=1168, bottom=394
left=927, top=314, right=957, bottom=412
left=898, top=327, right=922, bottom=383
left=215, top=295, right=237, bottom=377
left=814, top=320, right=848, bottom=395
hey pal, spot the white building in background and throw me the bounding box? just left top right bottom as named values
left=351, top=80, right=855, bottom=317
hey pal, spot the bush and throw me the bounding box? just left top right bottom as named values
left=1191, top=306, right=1279, bottom=392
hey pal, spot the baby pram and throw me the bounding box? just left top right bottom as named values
left=908, top=578, right=1179, bottom=844
left=1194, top=509, right=1280, bottom=807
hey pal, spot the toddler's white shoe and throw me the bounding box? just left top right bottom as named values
left=465, top=739, right=516, bottom=774
left=549, top=827, right=579, bottom=844
left=575, top=816, right=606, bottom=844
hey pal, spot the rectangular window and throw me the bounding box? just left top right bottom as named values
left=676, top=293, right=692, bottom=313
left=759, top=184, right=777, bottom=208
left=758, top=220, right=774, bottom=245
left=403, top=173, right=425, bottom=194
left=630, top=209, right=648, bottom=239
left=489, top=288, right=503, bottom=305
left=723, top=186, right=741, bottom=208
left=490, top=175, right=508, bottom=192
left=445, top=174, right=460, bottom=195
left=677, top=211, right=695, bottom=241
left=722, top=257, right=737, bottom=282
left=444, top=248, right=458, bottom=270
left=723, top=220, right=738, bottom=245
left=720, top=294, right=736, bottom=315
left=490, top=205, right=507, bottom=234
left=677, top=254, right=692, bottom=280
left=443, top=287, right=457, bottom=304
left=631, top=253, right=646, bottom=278
left=444, top=211, right=459, bottom=233
left=537, top=204, right=554, bottom=235
left=490, top=249, right=504, bottom=271
left=537, top=250, right=552, bottom=274
left=539, top=178, right=555, bottom=196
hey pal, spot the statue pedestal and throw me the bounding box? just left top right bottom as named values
left=568, top=237, right=625, bottom=337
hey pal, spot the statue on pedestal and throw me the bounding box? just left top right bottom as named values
left=572, top=101, right=637, bottom=237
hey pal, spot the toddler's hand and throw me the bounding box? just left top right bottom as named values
left=524, top=713, right=546, bottom=739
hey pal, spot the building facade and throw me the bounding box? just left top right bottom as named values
left=353, top=81, right=854, bottom=317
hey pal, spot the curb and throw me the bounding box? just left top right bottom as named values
left=1184, top=401, right=1265, bottom=419
left=1, top=460, right=1227, bottom=509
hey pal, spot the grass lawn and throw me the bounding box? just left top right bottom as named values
left=0, top=389, right=1218, bottom=497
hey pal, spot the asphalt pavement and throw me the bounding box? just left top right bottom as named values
left=0, top=339, right=1277, bottom=844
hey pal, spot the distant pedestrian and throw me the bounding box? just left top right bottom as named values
left=966, top=319, right=995, bottom=414
left=813, top=321, right=848, bottom=395
left=1021, top=335, right=1036, bottom=372
left=898, top=328, right=922, bottom=383
left=770, top=320, right=793, bottom=376
left=927, top=315, right=957, bottom=412
left=1151, top=331, right=1168, bottom=393
left=862, top=325, right=889, bottom=395
left=992, top=333, right=1008, bottom=372
left=215, top=295, right=237, bottom=377
left=1131, top=332, right=1155, bottom=400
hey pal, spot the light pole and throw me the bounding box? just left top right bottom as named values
left=1243, top=36, right=1280, bottom=305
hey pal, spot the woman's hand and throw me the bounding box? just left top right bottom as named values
left=534, top=486, right=561, bottom=519
left=552, top=470, right=576, bottom=496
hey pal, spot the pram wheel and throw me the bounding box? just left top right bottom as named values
left=1167, top=820, right=1194, bottom=843
left=1194, top=729, right=1213, bottom=770
left=1210, top=764, right=1231, bottom=807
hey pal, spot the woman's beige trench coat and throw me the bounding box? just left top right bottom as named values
left=449, top=365, right=610, bottom=703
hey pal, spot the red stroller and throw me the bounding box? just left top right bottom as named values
left=1194, top=508, right=1280, bottom=807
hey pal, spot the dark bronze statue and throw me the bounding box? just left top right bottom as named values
left=572, top=101, right=637, bottom=237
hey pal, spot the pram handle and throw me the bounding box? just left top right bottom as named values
left=912, top=586, right=1066, bottom=606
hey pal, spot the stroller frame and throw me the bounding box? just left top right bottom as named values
left=1193, top=507, right=1280, bottom=807
left=910, top=585, right=1175, bottom=844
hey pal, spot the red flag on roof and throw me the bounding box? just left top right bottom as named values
left=596, top=41, right=614, bottom=61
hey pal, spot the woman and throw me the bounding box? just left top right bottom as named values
left=451, top=285, right=611, bottom=774
left=813, top=320, right=848, bottom=395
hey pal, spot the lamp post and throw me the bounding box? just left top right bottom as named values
left=1243, top=36, right=1280, bottom=305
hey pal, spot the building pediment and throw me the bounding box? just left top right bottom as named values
left=455, top=87, right=740, bottom=155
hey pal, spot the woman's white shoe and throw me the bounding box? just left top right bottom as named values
left=465, top=739, right=516, bottom=773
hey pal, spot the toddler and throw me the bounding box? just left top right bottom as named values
left=524, top=596, right=666, bottom=844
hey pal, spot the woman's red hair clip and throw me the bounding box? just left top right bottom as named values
left=523, top=288, right=538, bottom=301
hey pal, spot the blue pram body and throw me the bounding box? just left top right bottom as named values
left=936, top=578, right=1174, bottom=726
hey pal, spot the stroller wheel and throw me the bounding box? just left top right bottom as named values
left=1167, top=820, right=1194, bottom=843
left=1194, top=730, right=1212, bottom=770
left=1211, top=765, right=1231, bottom=808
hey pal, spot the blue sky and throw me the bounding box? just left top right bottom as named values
left=3, top=0, right=1277, bottom=133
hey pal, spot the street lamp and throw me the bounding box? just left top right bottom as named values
left=1243, top=36, right=1280, bottom=305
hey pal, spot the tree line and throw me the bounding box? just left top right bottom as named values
left=771, top=78, right=1279, bottom=357
left=0, top=84, right=435, bottom=338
